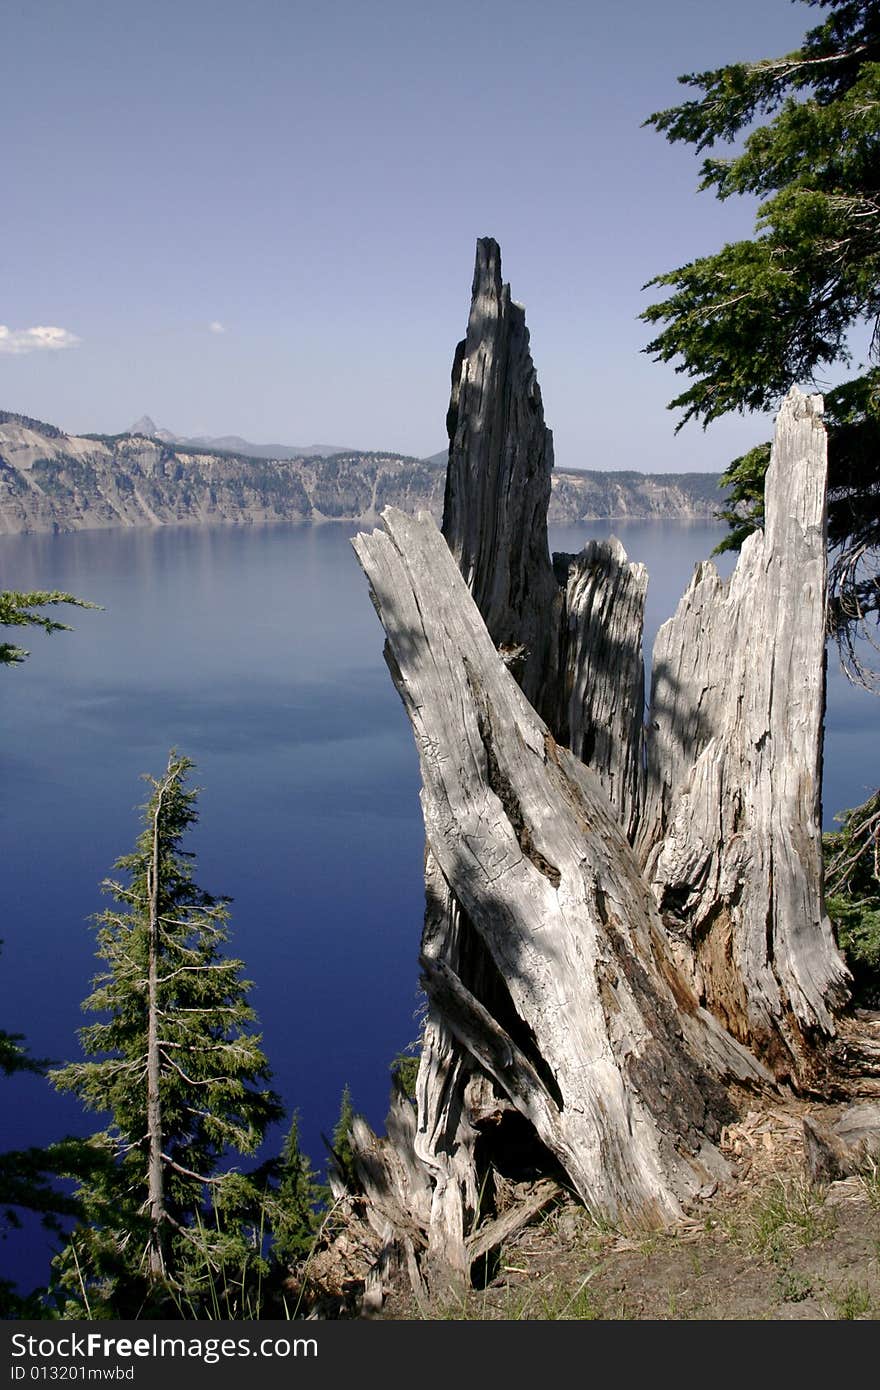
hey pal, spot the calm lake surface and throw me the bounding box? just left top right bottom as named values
left=1, top=517, right=876, bottom=1291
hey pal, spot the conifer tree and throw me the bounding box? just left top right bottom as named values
left=329, top=1083, right=358, bottom=1191
left=267, top=1113, right=322, bottom=1268
left=50, top=751, right=283, bottom=1316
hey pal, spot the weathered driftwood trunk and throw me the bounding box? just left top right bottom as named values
left=637, top=391, right=851, bottom=1080
left=344, top=238, right=849, bottom=1298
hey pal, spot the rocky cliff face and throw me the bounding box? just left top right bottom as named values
left=549, top=468, right=722, bottom=524
left=0, top=412, right=724, bottom=536
left=0, top=414, right=445, bottom=535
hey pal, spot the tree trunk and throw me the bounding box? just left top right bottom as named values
left=146, top=787, right=166, bottom=1280
left=346, top=237, right=850, bottom=1296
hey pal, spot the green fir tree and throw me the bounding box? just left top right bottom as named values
left=267, top=1113, right=322, bottom=1268
left=49, top=751, right=283, bottom=1317
left=329, top=1084, right=358, bottom=1191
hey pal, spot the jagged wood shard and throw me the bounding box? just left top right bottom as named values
left=442, top=238, right=561, bottom=720
left=443, top=239, right=648, bottom=833
left=638, top=391, right=850, bottom=1077
left=553, top=537, right=647, bottom=842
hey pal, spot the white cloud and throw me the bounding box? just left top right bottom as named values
left=0, top=324, right=81, bottom=356
left=208, top=321, right=226, bottom=335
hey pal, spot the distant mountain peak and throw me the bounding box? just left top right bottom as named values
left=124, top=417, right=357, bottom=459
left=128, top=415, right=178, bottom=442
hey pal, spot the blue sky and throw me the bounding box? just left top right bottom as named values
left=3, top=0, right=817, bottom=469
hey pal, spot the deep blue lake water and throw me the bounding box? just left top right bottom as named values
left=0, top=517, right=875, bottom=1294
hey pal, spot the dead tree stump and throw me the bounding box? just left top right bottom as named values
left=342, top=238, right=849, bottom=1298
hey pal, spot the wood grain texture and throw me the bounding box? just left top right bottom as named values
left=442, top=237, right=561, bottom=721
left=554, top=537, right=647, bottom=841
left=638, top=389, right=850, bottom=1079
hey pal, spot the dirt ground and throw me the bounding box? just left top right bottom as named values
left=380, top=1040, right=880, bottom=1321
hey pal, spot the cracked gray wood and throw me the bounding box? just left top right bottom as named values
left=442, top=237, right=561, bottom=723
left=553, top=537, right=647, bottom=842
left=443, top=240, right=650, bottom=836
left=637, top=390, right=850, bottom=1080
